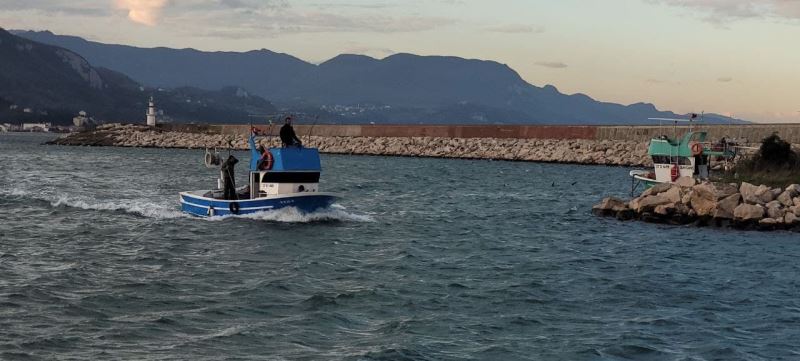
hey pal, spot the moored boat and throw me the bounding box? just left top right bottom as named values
left=180, top=129, right=339, bottom=217
left=630, top=117, right=737, bottom=193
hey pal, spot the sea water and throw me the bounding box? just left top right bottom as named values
left=1, top=133, right=799, bottom=360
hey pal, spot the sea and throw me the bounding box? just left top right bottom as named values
left=1, top=132, right=799, bottom=360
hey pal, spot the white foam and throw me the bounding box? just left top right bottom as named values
left=49, top=195, right=188, bottom=219
left=1, top=187, right=33, bottom=197
left=209, top=205, right=374, bottom=223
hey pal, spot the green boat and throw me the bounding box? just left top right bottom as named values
left=630, top=124, right=737, bottom=192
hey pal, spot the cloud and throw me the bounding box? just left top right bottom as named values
left=117, top=0, right=169, bottom=26
left=1, top=0, right=456, bottom=36
left=169, top=2, right=455, bottom=37
left=0, top=0, right=109, bottom=16
left=535, top=61, right=568, bottom=69
left=647, top=0, right=800, bottom=23
left=485, top=24, right=545, bottom=34
left=717, top=77, right=733, bottom=82
left=344, top=44, right=396, bottom=58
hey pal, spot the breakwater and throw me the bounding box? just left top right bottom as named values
left=593, top=182, right=800, bottom=231
left=48, top=124, right=652, bottom=166
left=156, top=123, right=800, bottom=143
left=46, top=122, right=800, bottom=166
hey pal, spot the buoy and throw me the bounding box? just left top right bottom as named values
left=670, top=164, right=680, bottom=182
left=258, top=151, right=274, bottom=171
left=690, top=142, right=703, bottom=156
left=208, top=206, right=215, bottom=217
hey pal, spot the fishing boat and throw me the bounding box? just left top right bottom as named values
left=179, top=129, right=338, bottom=217
left=630, top=116, right=737, bottom=192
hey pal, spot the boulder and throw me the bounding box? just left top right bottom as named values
left=766, top=201, right=786, bottom=220
left=785, top=212, right=798, bottom=225
left=794, top=197, right=800, bottom=208
left=758, top=218, right=778, bottom=226
left=642, top=183, right=673, bottom=197
left=713, top=183, right=740, bottom=200
left=674, top=203, right=692, bottom=216
left=593, top=197, right=629, bottom=216
left=676, top=177, right=696, bottom=188
left=661, top=186, right=682, bottom=204
left=786, top=184, right=800, bottom=197
left=714, top=193, right=741, bottom=220
left=635, top=195, right=672, bottom=213
left=655, top=204, right=676, bottom=216
left=740, top=182, right=773, bottom=205
left=690, top=184, right=717, bottom=217
left=772, top=188, right=784, bottom=199
left=778, top=191, right=794, bottom=207
left=681, top=190, right=693, bottom=205
left=734, top=203, right=765, bottom=221
left=759, top=218, right=779, bottom=229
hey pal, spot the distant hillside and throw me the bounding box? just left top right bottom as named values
left=13, top=30, right=748, bottom=125
left=0, top=28, right=276, bottom=125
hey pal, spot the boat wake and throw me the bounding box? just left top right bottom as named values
left=208, top=204, right=375, bottom=223
left=2, top=188, right=372, bottom=223
left=50, top=195, right=188, bottom=219
left=2, top=187, right=188, bottom=220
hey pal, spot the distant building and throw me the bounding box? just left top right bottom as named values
left=73, top=110, right=95, bottom=127
left=9, top=104, right=18, bottom=110
left=0, top=124, right=7, bottom=132
left=22, top=122, right=51, bottom=132
left=23, top=108, right=32, bottom=113
left=146, top=96, right=157, bottom=126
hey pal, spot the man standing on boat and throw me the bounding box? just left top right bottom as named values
left=280, top=116, right=302, bottom=148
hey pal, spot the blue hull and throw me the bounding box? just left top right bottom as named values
left=180, top=192, right=338, bottom=217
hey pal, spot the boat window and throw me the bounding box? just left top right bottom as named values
left=262, top=172, right=321, bottom=183
left=652, top=156, right=691, bottom=165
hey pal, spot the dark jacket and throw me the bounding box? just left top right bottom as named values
left=280, top=124, right=302, bottom=147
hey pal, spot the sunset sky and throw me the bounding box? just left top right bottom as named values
left=1, top=0, right=799, bottom=122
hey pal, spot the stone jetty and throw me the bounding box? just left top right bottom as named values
left=48, top=123, right=652, bottom=166
left=593, top=182, right=800, bottom=231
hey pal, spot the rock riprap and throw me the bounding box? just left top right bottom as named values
left=47, top=123, right=652, bottom=166
left=593, top=182, right=800, bottom=231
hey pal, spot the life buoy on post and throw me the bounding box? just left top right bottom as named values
left=258, top=151, right=274, bottom=171
left=670, top=164, right=680, bottom=182
left=690, top=142, right=703, bottom=156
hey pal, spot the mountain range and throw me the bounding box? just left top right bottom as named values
left=5, top=29, right=747, bottom=125
left=0, top=28, right=276, bottom=125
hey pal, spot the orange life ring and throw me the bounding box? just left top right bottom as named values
left=258, top=151, right=273, bottom=170
left=670, top=164, right=679, bottom=182
left=690, top=143, right=703, bottom=156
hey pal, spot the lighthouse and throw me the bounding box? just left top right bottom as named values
left=146, top=96, right=157, bottom=126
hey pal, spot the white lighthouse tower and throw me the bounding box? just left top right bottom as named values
left=146, top=96, right=157, bottom=126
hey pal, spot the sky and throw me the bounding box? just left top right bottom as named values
left=1, top=0, right=799, bottom=123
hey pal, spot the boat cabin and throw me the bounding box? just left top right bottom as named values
left=650, top=132, right=707, bottom=183
left=248, top=134, right=321, bottom=200
left=647, top=131, right=734, bottom=183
